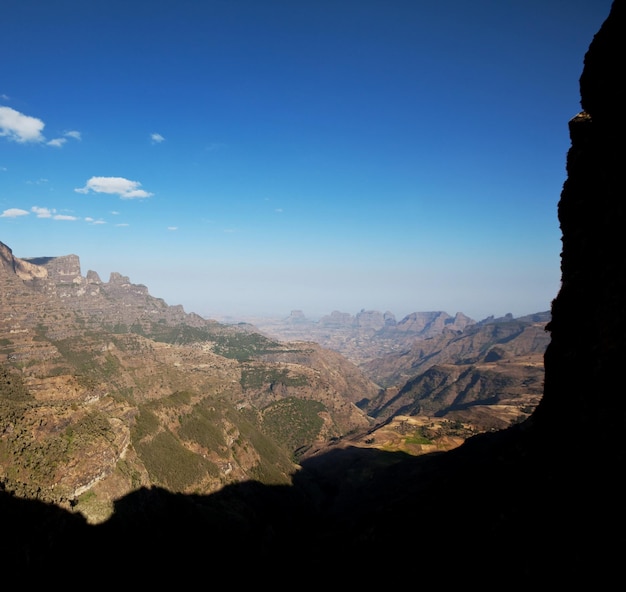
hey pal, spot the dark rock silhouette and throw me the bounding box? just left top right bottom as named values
left=1, top=1, right=624, bottom=584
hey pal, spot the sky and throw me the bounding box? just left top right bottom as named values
left=0, top=0, right=613, bottom=322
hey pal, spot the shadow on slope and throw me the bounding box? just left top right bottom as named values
left=1, top=420, right=621, bottom=585
left=2, top=1, right=625, bottom=585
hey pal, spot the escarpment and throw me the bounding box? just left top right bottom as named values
left=1, top=2, right=624, bottom=585
left=534, top=0, right=626, bottom=451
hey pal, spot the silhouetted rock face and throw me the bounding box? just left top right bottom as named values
left=579, top=1, right=625, bottom=129
left=538, top=0, right=626, bottom=449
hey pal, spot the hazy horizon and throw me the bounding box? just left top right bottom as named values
left=1, top=0, right=611, bottom=323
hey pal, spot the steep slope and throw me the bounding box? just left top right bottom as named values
left=0, top=240, right=375, bottom=521
left=256, top=306, right=551, bottom=437
left=361, top=313, right=550, bottom=388
left=370, top=359, right=543, bottom=425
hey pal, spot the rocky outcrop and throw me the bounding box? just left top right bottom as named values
left=382, top=310, right=474, bottom=336
left=286, top=309, right=307, bottom=323
left=252, top=308, right=478, bottom=365
left=532, top=0, right=626, bottom=451
left=85, top=269, right=102, bottom=284
left=0, top=241, right=47, bottom=281
left=356, top=309, right=396, bottom=329
left=26, top=254, right=82, bottom=281
left=15, top=251, right=216, bottom=329
left=313, top=309, right=473, bottom=335
left=318, top=310, right=355, bottom=327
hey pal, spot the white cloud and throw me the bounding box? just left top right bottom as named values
left=31, top=206, right=53, bottom=218
left=0, top=106, right=45, bottom=143
left=0, top=107, right=79, bottom=148
left=75, top=176, right=153, bottom=199
left=30, top=206, right=77, bottom=221
left=48, top=130, right=81, bottom=147
left=167, top=226, right=178, bottom=231
left=0, top=207, right=29, bottom=218
left=0, top=205, right=79, bottom=221
left=151, top=133, right=165, bottom=143
left=47, top=137, right=67, bottom=148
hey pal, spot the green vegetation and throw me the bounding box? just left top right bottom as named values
left=117, top=458, right=144, bottom=489
left=50, top=337, right=99, bottom=377
left=41, top=335, right=129, bottom=390
left=230, top=408, right=296, bottom=483
left=210, top=332, right=285, bottom=360
left=73, top=490, right=115, bottom=524
left=240, top=365, right=309, bottom=390
left=404, top=431, right=434, bottom=445
left=0, top=364, right=32, bottom=401
left=111, top=319, right=291, bottom=360
left=106, top=317, right=312, bottom=362
left=440, top=418, right=468, bottom=436
left=0, top=403, right=114, bottom=497
left=110, top=386, right=135, bottom=402
left=132, top=408, right=160, bottom=440
left=101, top=353, right=121, bottom=379
left=178, top=401, right=227, bottom=450
left=261, top=397, right=325, bottom=455
left=63, top=410, right=113, bottom=452
left=133, top=394, right=295, bottom=488
left=135, top=429, right=218, bottom=491
left=395, top=420, right=436, bottom=446
left=159, top=390, right=194, bottom=408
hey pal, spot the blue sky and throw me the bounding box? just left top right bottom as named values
left=0, top=0, right=612, bottom=322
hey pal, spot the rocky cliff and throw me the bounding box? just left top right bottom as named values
left=533, top=0, right=626, bottom=451
left=1, top=240, right=380, bottom=518
left=251, top=308, right=476, bottom=365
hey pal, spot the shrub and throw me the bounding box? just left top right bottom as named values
left=261, top=397, right=325, bottom=454
left=135, top=429, right=218, bottom=491
left=240, top=365, right=309, bottom=390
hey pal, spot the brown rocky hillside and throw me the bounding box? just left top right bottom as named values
left=354, top=313, right=550, bottom=437
left=252, top=306, right=551, bottom=445
left=1, top=240, right=377, bottom=521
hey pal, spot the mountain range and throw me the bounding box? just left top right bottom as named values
left=1, top=236, right=550, bottom=520
left=1, top=2, right=624, bottom=585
